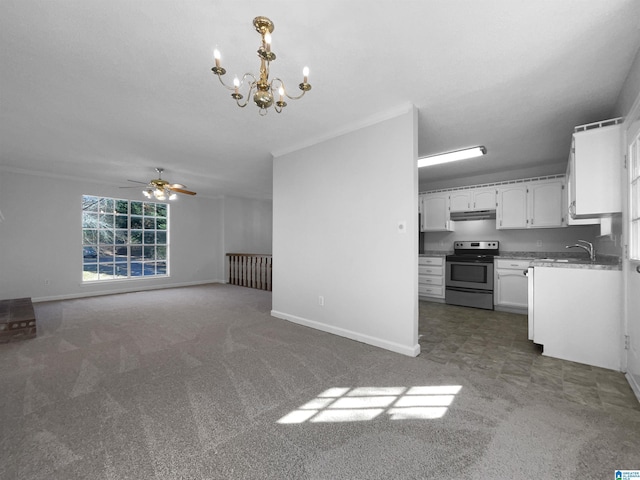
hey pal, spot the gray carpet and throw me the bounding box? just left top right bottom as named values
left=1, top=284, right=638, bottom=479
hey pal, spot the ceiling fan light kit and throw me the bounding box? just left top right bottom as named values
left=127, top=168, right=196, bottom=201
left=212, top=16, right=311, bottom=116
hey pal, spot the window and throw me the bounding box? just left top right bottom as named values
left=631, top=129, right=640, bottom=261
left=82, top=195, right=169, bottom=281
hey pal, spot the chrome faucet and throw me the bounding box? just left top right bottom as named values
left=566, top=239, right=596, bottom=262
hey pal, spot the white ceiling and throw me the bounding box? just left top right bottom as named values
left=1, top=1, right=639, bottom=199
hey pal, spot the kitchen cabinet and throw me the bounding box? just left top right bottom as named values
left=564, top=158, right=600, bottom=226
left=569, top=119, right=622, bottom=218
left=496, top=184, right=528, bottom=229
left=421, top=192, right=454, bottom=232
left=494, top=259, right=530, bottom=313
left=528, top=266, right=622, bottom=370
left=527, top=179, right=565, bottom=228
left=497, top=179, right=565, bottom=229
left=449, top=187, right=496, bottom=212
left=418, top=256, right=445, bottom=300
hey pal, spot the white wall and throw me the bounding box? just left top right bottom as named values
left=0, top=169, right=224, bottom=301
left=271, top=106, right=419, bottom=357
left=424, top=220, right=601, bottom=254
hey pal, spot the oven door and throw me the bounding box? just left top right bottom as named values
left=445, top=261, right=494, bottom=291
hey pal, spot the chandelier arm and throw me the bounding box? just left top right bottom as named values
left=235, top=83, right=256, bottom=108
left=272, top=78, right=308, bottom=100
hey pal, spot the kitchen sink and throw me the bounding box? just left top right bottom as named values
left=537, top=258, right=589, bottom=263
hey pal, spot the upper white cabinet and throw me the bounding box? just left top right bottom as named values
left=569, top=119, right=623, bottom=218
left=497, top=179, right=565, bottom=229
left=420, top=192, right=454, bottom=232
left=496, top=184, right=528, bottom=229
left=449, top=187, right=496, bottom=212
left=528, top=179, right=565, bottom=228
left=564, top=158, right=600, bottom=226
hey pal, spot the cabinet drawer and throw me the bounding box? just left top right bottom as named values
left=419, top=256, right=444, bottom=266
left=419, top=275, right=443, bottom=286
left=495, top=259, right=532, bottom=270
left=419, top=285, right=444, bottom=297
left=419, top=265, right=444, bottom=276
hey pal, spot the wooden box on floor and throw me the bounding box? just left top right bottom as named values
left=0, top=297, right=37, bottom=343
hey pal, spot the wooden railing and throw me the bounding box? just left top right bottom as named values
left=226, top=253, right=272, bottom=291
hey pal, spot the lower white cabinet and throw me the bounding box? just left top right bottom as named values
left=418, top=256, right=445, bottom=299
left=529, top=266, right=622, bottom=370
left=494, top=259, right=530, bottom=312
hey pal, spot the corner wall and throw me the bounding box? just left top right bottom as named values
left=271, top=106, right=419, bottom=357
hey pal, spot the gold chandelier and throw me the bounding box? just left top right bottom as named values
left=211, top=16, right=311, bottom=115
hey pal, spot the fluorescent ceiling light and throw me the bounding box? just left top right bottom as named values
left=418, top=146, right=486, bottom=168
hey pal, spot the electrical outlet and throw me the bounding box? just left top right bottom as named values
left=43, top=279, right=50, bottom=286
left=318, top=295, right=324, bottom=306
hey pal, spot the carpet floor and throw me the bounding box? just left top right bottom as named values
left=1, top=284, right=639, bottom=479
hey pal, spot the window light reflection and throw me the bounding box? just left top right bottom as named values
left=276, top=385, right=462, bottom=424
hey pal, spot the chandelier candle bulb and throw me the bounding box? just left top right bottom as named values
left=303, top=66, right=309, bottom=84
left=214, top=48, right=221, bottom=68
left=233, top=76, right=240, bottom=93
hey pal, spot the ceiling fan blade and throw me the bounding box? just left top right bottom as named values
left=127, top=179, right=149, bottom=185
left=169, top=183, right=186, bottom=189
left=168, top=186, right=197, bottom=196
left=119, top=185, right=144, bottom=189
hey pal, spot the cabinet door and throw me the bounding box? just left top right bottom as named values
left=495, top=270, right=528, bottom=309
left=473, top=188, right=496, bottom=210
left=565, top=156, right=600, bottom=225
left=423, top=193, right=453, bottom=231
left=497, top=185, right=527, bottom=229
left=573, top=124, right=622, bottom=216
left=449, top=191, right=471, bottom=212
left=528, top=180, right=564, bottom=228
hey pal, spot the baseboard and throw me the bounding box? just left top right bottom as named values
left=626, top=372, right=640, bottom=404
left=32, top=280, right=225, bottom=303
left=494, top=305, right=528, bottom=315
left=271, top=310, right=421, bottom=357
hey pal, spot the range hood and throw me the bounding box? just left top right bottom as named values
left=450, top=209, right=497, bottom=221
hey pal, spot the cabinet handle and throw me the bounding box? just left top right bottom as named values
left=523, top=269, right=528, bottom=276
left=637, top=265, right=640, bottom=274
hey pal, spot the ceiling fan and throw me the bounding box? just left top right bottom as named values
left=123, top=168, right=196, bottom=200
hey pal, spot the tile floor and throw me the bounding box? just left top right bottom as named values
left=418, top=300, right=640, bottom=417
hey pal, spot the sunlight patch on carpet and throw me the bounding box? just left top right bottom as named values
left=277, top=385, right=462, bottom=424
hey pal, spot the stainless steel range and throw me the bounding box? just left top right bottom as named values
left=445, top=241, right=499, bottom=310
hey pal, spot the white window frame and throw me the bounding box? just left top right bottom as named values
left=630, top=128, right=640, bottom=261
left=82, top=195, right=170, bottom=282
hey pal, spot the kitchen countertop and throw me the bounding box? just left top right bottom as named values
left=497, top=251, right=621, bottom=270
left=419, top=250, right=451, bottom=257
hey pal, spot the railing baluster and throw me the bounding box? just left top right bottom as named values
left=226, top=253, right=272, bottom=292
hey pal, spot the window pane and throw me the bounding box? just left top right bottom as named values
left=131, top=230, right=143, bottom=244
left=114, top=263, right=128, bottom=278
left=144, top=218, right=156, bottom=229
left=100, top=198, right=114, bottom=213
left=156, top=204, right=167, bottom=217
left=156, top=218, right=167, bottom=230
left=98, top=247, right=114, bottom=263
left=156, top=246, right=167, bottom=260
left=99, top=263, right=114, bottom=279
left=83, top=263, right=98, bottom=281
left=131, top=201, right=143, bottom=215
left=144, top=231, right=155, bottom=244
left=83, top=229, right=97, bottom=245
left=157, top=261, right=167, bottom=275
left=83, top=196, right=99, bottom=212
left=131, top=262, right=143, bottom=276
left=114, top=246, right=128, bottom=262
left=131, top=246, right=143, bottom=260
left=83, top=247, right=97, bottom=263
left=115, top=215, right=128, bottom=228
left=143, top=262, right=156, bottom=276
left=144, top=246, right=155, bottom=260
left=115, top=230, right=128, bottom=244
left=82, top=212, right=98, bottom=228
left=156, top=231, right=167, bottom=244
left=115, top=200, right=129, bottom=214
left=130, top=216, right=143, bottom=229
left=99, top=230, right=114, bottom=244
left=100, top=214, right=114, bottom=228
left=144, top=203, right=156, bottom=216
